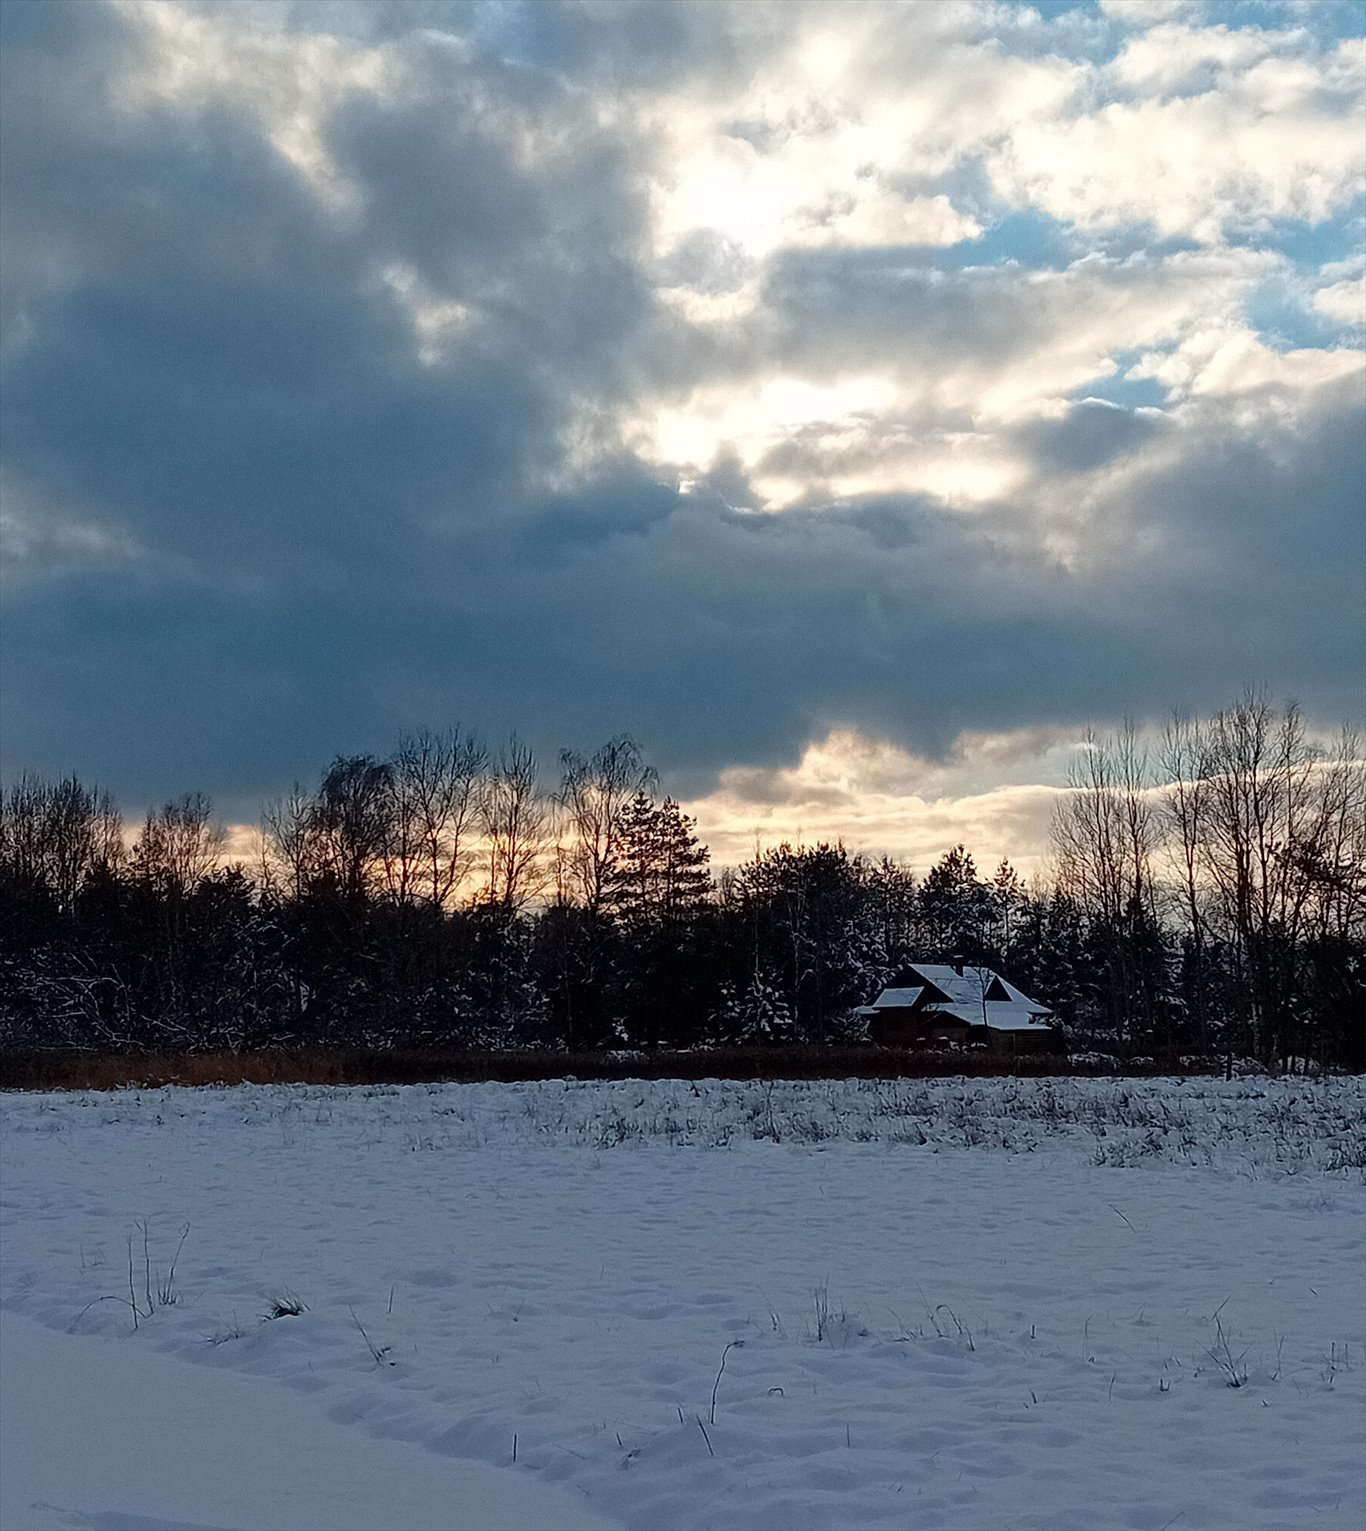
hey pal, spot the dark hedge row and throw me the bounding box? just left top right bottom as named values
left=0, top=1045, right=1258, bottom=1093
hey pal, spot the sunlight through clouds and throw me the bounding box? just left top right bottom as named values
left=680, top=728, right=1078, bottom=876
left=1, top=0, right=1361, bottom=851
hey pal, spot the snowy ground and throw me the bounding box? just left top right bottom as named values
left=1, top=1076, right=1363, bottom=1531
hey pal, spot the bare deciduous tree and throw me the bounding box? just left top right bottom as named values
left=260, top=784, right=315, bottom=900
left=482, top=736, right=552, bottom=910
left=1161, top=713, right=1210, bottom=948
left=1053, top=720, right=1157, bottom=927
left=1064, top=693, right=1366, bottom=1063
left=1304, top=727, right=1366, bottom=943
left=1191, top=693, right=1365, bottom=1062
left=133, top=794, right=225, bottom=898
left=1052, top=721, right=1165, bottom=1045
left=0, top=774, right=123, bottom=911
left=558, top=737, right=656, bottom=913
left=310, top=756, right=394, bottom=900
left=388, top=728, right=487, bottom=907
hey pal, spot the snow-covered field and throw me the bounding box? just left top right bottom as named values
left=2, top=1076, right=1363, bottom=1531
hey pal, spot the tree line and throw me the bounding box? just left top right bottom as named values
left=1, top=692, right=1362, bottom=1068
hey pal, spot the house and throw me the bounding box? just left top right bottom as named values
left=857, top=962, right=1060, bottom=1055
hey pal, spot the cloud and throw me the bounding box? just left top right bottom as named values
left=1129, top=324, right=1365, bottom=398
left=1013, top=398, right=1171, bottom=476
left=993, top=41, right=1365, bottom=242
left=1, top=0, right=1362, bottom=842
left=680, top=729, right=1071, bottom=874
left=1312, top=271, right=1366, bottom=327
left=633, top=246, right=1283, bottom=507
left=1097, top=0, right=1201, bottom=22
left=1110, top=19, right=1303, bottom=94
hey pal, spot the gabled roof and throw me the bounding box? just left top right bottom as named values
left=916, top=1003, right=1054, bottom=1031
left=903, top=964, right=1007, bottom=1009
left=970, top=1003, right=1055, bottom=1032
left=870, top=987, right=923, bottom=1009
left=869, top=963, right=1053, bottom=1023
left=994, top=975, right=1045, bottom=1009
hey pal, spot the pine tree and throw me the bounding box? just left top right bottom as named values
left=990, top=858, right=1027, bottom=960
left=605, top=794, right=711, bottom=1048
left=919, top=844, right=993, bottom=960
left=713, top=971, right=793, bottom=1045
left=607, top=794, right=710, bottom=927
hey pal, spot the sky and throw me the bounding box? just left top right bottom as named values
left=1, top=0, right=1363, bottom=873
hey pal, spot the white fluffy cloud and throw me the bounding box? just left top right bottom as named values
left=1129, top=324, right=1365, bottom=399
left=1313, top=269, right=1366, bottom=327
left=1110, top=19, right=1305, bottom=93
left=995, top=44, right=1364, bottom=241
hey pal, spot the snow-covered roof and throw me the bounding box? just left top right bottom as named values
left=907, top=964, right=1051, bottom=1018
left=894, top=1001, right=1054, bottom=1031
left=871, top=987, right=923, bottom=1009
left=907, top=964, right=995, bottom=1006
left=980, top=1004, right=1056, bottom=1032
left=994, top=976, right=1043, bottom=1008
left=864, top=963, right=1053, bottom=1024
left=910, top=1008, right=973, bottom=1027
left=927, top=1004, right=989, bottom=1026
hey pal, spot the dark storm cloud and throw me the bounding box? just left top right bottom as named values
left=1, top=1, right=651, bottom=573
left=1015, top=400, right=1170, bottom=474
left=1, top=0, right=1362, bottom=818
left=1082, top=387, right=1366, bottom=724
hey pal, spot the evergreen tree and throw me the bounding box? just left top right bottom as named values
left=607, top=794, right=711, bottom=925
left=1008, top=889, right=1088, bottom=1038
left=531, top=903, right=619, bottom=1052
left=713, top=971, right=793, bottom=1045
left=918, top=845, right=993, bottom=961
left=729, top=843, right=882, bottom=1041
left=607, top=794, right=711, bottom=1048
left=990, top=859, right=1027, bottom=959
left=864, top=857, right=918, bottom=969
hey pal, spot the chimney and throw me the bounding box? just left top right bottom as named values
left=951, top=956, right=964, bottom=976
